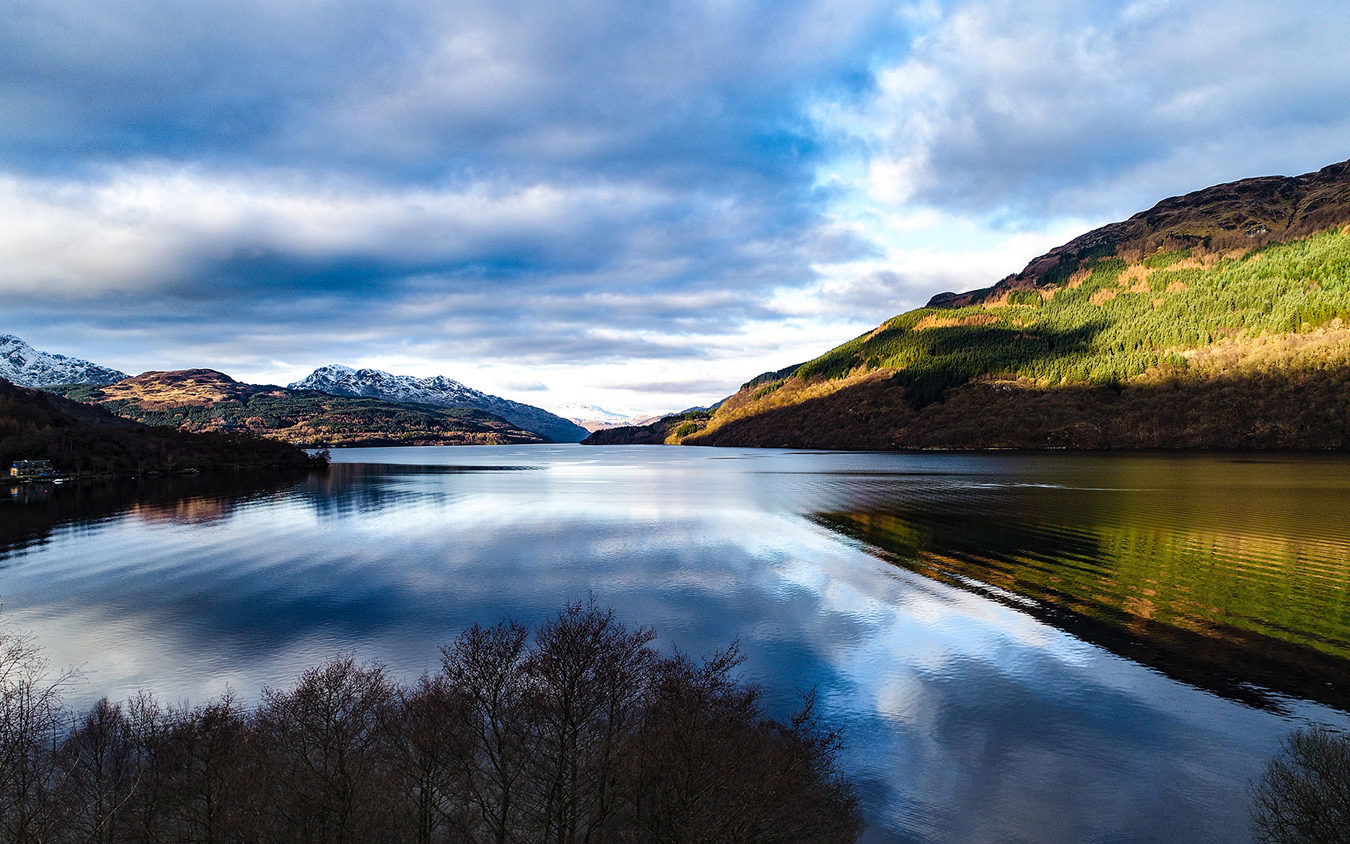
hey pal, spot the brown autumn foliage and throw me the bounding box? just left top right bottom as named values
left=0, top=601, right=862, bottom=843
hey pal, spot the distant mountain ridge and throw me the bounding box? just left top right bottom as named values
left=1, top=334, right=126, bottom=388
left=550, top=403, right=650, bottom=432
left=52, top=369, right=544, bottom=447
left=290, top=365, right=587, bottom=442
left=0, top=334, right=585, bottom=445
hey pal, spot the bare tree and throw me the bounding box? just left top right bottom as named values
left=252, top=655, right=400, bottom=843
left=0, top=628, right=77, bottom=843
left=524, top=597, right=657, bottom=843
left=0, top=603, right=863, bottom=843
left=440, top=621, right=536, bottom=843
left=59, top=697, right=139, bottom=843
left=161, top=691, right=251, bottom=843
left=618, top=644, right=861, bottom=843
left=390, top=673, right=472, bottom=844
left=116, top=692, right=175, bottom=843
left=1252, top=727, right=1350, bottom=843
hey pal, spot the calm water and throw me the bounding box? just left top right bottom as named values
left=3, top=445, right=1349, bottom=842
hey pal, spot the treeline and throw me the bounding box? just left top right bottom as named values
left=0, top=379, right=321, bottom=475
left=0, top=601, right=861, bottom=843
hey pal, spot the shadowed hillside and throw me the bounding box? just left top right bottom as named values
left=0, top=378, right=321, bottom=475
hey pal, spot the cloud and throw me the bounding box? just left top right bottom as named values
left=604, top=378, right=740, bottom=395
left=0, top=134, right=911, bottom=393
left=3, top=0, right=1349, bottom=406
left=0, top=0, right=914, bottom=386
left=0, top=0, right=421, bottom=170
left=0, top=0, right=905, bottom=183
left=0, top=166, right=685, bottom=296
left=497, top=380, right=550, bottom=393
left=820, top=0, right=1350, bottom=222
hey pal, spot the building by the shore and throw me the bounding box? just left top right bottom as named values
left=10, top=459, right=55, bottom=478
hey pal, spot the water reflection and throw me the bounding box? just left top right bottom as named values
left=1, top=470, right=319, bottom=557
left=812, top=456, right=1350, bottom=711
left=1, top=446, right=1348, bottom=842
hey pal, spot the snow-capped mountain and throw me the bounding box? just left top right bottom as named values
left=549, top=403, right=650, bottom=432
left=0, top=334, right=126, bottom=388
left=289, top=365, right=588, bottom=443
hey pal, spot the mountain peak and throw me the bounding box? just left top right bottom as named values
left=309, top=363, right=358, bottom=376
left=124, top=368, right=240, bottom=385
left=928, top=156, right=1350, bottom=308
left=549, top=402, right=652, bottom=431
left=290, top=365, right=587, bottom=442
left=0, top=333, right=127, bottom=388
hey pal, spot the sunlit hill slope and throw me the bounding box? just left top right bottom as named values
left=626, top=158, right=1350, bottom=449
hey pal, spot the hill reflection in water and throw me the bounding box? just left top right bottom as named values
left=811, top=457, right=1350, bottom=711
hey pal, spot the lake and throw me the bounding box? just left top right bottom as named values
left=3, top=445, right=1349, bottom=842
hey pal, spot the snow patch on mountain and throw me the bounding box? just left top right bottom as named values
left=0, top=334, right=126, bottom=388
left=289, top=365, right=588, bottom=443
left=548, top=403, right=651, bottom=431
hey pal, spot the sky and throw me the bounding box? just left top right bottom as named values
left=3, top=0, right=1350, bottom=416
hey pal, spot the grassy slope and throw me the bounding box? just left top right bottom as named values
left=53, top=370, right=545, bottom=447
left=683, top=216, right=1350, bottom=449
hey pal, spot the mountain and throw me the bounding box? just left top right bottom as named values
left=0, top=377, right=318, bottom=475
left=1, top=334, right=126, bottom=388
left=290, top=365, right=588, bottom=442
left=589, top=158, right=1350, bottom=449
left=51, top=369, right=544, bottom=447
left=927, top=158, right=1350, bottom=308
left=550, top=403, right=649, bottom=432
